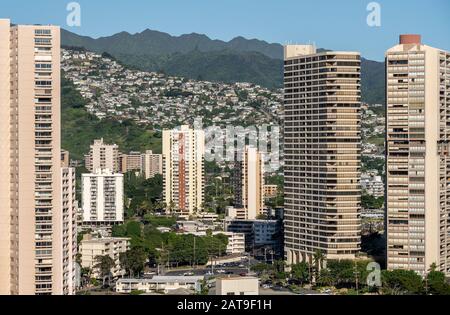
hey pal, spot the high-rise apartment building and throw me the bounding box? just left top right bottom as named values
left=283, top=45, right=361, bottom=264
left=163, top=125, right=205, bottom=216
left=142, top=150, right=163, bottom=179
left=0, top=19, right=67, bottom=295
left=85, top=138, right=120, bottom=173
left=386, top=35, right=450, bottom=276
left=81, top=169, right=124, bottom=225
left=233, top=146, right=265, bottom=220
left=61, top=167, right=77, bottom=295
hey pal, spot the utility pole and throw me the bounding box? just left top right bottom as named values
left=354, top=261, right=359, bottom=295
left=193, top=236, right=196, bottom=270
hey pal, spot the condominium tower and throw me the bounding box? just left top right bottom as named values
left=283, top=45, right=362, bottom=264
left=233, top=146, right=265, bottom=219
left=163, top=125, right=205, bottom=215
left=386, top=35, right=450, bottom=276
left=81, top=169, right=124, bottom=225
left=0, top=19, right=68, bottom=294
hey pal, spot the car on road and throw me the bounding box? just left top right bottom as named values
left=216, top=269, right=226, bottom=274
left=239, top=273, right=247, bottom=277
left=183, top=272, right=194, bottom=276
left=205, top=271, right=214, bottom=276
left=238, top=264, right=245, bottom=268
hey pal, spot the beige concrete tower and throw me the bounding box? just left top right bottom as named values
left=141, top=150, right=163, bottom=179
left=386, top=35, right=450, bottom=276
left=234, top=146, right=265, bottom=219
left=283, top=45, right=362, bottom=264
left=85, top=138, right=120, bottom=173
left=0, top=19, right=64, bottom=294
left=162, top=125, right=205, bottom=216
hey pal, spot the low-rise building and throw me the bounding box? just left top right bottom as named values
left=187, top=231, right=245, bottom=255
left=79, top=235, right=130, bottom=278
left=116, top=276, right=204, bottom=294
left=215, top=276, right=259, bottom=295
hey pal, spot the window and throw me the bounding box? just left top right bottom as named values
left=35, top=29, right=51, bottom=35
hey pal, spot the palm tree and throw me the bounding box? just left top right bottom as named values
left=313, top=250, right=325, bottom=271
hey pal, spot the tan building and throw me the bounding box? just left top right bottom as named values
left=386, top=35, right=450, bottom=276
left=85, top=138, right=120, bottom=173
left=234, top=146, right=265, bottom=220
left=163, top=125, right=205, bottom=216
left=0, top=19, right=67, bottom=294
left=264, top=184, right=278, bottom=198
left=61, top=149, right=70, bottom=168
left=61, top=167, right=78, bottom=295
left=79, top=235, right=130, bottom=278
left=283, top=45, right=362, bottom=264
left=142, top=150, right=163, bottom=179
left=215, top=276, right=259, bottom=295
left=119, top=151, right=142, bottom=173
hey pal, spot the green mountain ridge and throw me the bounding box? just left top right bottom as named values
left=62, top=29, right=385, bottom=104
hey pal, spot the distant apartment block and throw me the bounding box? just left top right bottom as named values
left=0, top=19, right=71, bottom=295
left=81, top=169, right=124, bottom=225
left=361, top=174, right=384, bottom=198
left=85, top=138, right=120, bottom=172
left=79, top=235, right=130, bottom=278
left=119, top=151, right=142, bottom=173
left=386, top=35, right=450, bottom=276
left=233, top=146, right=265, bottom=219
left=163, top=125, right=205, bottom=216
left=142, top=150, right=163, bottom=179
left=264, top=184, right=278, bottom=198
left=283, top=44, right=362, bottom=264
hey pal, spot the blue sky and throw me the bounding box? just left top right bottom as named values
left=1, top=0, right=449, bottom=61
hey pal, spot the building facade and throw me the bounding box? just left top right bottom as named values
left=142, top=150, right=163, bottom=179
left=233, top=146, right=265, bottom=220
left=0, top=19, right=67, bottom=295
left=386, top=35, right=450, bottom=275
left=85, top=138, right=120, bottom=173
left=81, top=169, right=124, bottom=225
left=163, top=125, right=205, bottom=216
left=61, top=167, right=78, bottom=295
left=283, top=45, right=362, bottom=264
left=79, top=235, right=130, bottom=278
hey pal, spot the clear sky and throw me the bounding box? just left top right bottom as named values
left=1, top=0, right=449, bottom=61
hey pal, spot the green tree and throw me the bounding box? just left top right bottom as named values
left=93, top=255, right=115, bottom=287
left=381, top=269, right=424, bottom=295
left=119, top=247, right=147, bottom=277
left=426, top=264, right=450, bottom=295
left=291, top=262, right=310, bottom=285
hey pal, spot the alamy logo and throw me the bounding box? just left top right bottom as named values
left=66, top=2, right=81, bottom=27
left=367, top=2, right=381, bottom=27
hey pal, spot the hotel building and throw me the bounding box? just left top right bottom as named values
left=386, top=35, right=450, bottom=275
left=283, top=45, right=362, bottom=264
